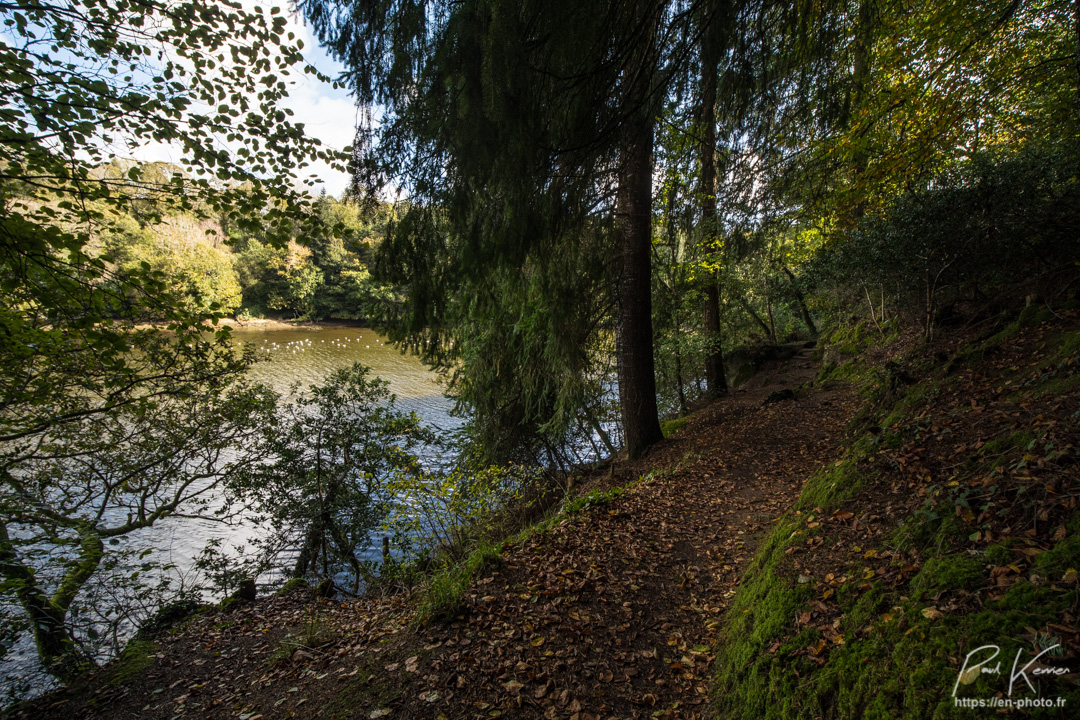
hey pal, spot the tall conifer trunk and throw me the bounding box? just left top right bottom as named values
left=849, top=0, right=874, bottom=219
left=615, top=20, right=663, bottom=460
left=700, top=25, right=727, bottom=398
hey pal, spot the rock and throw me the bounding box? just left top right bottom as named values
left=315, top=578, right=336, bottom=598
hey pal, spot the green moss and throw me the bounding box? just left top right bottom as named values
left=1053, top=330, right=1080, bottom=358
left=715, top=561, right=1080, bottom=720
left=1024, top=373, right=1080, bottom=399
left=811, top=583, right=1078, bottom=720
left=713, top=312, right=1080, bottom=720
left=415, top=540, right=503, bottom=624
left=661, top=417, right=688, bottom=437
left=1034, top=531, right=1080, bottom=580
left=796, top=435, right=876, bottom=512
left=983, top=543, right=1013, bottom=566
left=1017, top=304, right=1053, bottom=328
left=276, top=577, right=310, bottom=595
left=910, top=555, right=984, bottom=598
left=818, top=358, right=880, bottom=390
left=829, top=321, right=873, bottom=355
left=564, top=485, right=626, bottom=515
left=107, top=639, right=157, bottom=685
left=935, top=514, right=972, bottom=546
left=956, top=306, right=1057, bottom=373
left=980, top=430, right=1036, bottom=457
left=217, top=596, right=242, bottom=612
left=882, top=379, right=943, bottom=428
left=136, top=599, right=206, bottom=639
left=711, top=517, right=813, bottom=720
left=879, top=430, right=903, bottom=449
left=323, top=656, right=403, bottom=720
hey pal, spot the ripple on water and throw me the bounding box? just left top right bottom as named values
left=232, top=326, right=459, bottom=433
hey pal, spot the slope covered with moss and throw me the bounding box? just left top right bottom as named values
left=712, top=307, right=1080, bottom=719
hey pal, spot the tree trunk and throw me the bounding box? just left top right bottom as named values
left=700, top=16, right=727, bottom=398
left=673, top=339, right=688, bottom=415
left=615, top=36, right=663, bottom=461
left=783, top=265, right=818, bottom=336
left=1, top=522, right=101, bottom=681
left=293, top=529, right=318, bottom=578
left=849, top=0, right=874, bottom=220
left=584, top=405, right=617, bottom=457
left=739, top=296, right=774, bottom=339
left=765, top=276, right=777, bottom=344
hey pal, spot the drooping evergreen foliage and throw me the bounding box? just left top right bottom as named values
left=301, top=0, right=710, bottom=462
left=298, top=0, right=1079, bottom=463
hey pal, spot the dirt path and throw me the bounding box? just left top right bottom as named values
left=19, top=347, right=855, bottom=720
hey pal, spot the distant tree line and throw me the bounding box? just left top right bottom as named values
left=17, top=159, right=397, bottom=322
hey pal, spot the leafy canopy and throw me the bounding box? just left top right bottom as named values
left=0, top=0, right=345, bottom=684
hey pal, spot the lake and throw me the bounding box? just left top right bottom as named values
left=1, top=326, right=458, bottom=695
left=235, top=325, right=457, bottom=429
left=148, top=324, right=462, bottom=576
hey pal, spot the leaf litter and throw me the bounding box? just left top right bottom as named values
left=17, top=346, right=855, bottom=719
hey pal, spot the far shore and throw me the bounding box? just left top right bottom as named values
left=216, top=317, right=371, bottom=331
left=133, top=317, right=375, bottom=332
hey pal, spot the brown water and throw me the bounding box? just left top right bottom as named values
left=1, top=327, right=459, bottom=694
left=233, top=325, right=458, bottom=432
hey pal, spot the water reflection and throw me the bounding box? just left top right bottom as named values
left=233, top=325, right=459, bottom=434
left=150, top=325, right=462, bottom=572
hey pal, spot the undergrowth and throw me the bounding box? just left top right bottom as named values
left=410, top=470, right=657, bottom=624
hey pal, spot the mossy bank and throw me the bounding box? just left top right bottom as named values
left=711, top=308, right=1080, bottom=718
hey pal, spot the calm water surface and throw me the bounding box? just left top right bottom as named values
left=237, top=325, right=457, bottom=430
left=2, top=327, right=457, bottom=693
left=148, top=325, right=461, bottom=568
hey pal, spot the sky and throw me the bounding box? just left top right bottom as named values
left=134, top=4, right=358, bottom=198
left=275, top=8, right=358, bottom=198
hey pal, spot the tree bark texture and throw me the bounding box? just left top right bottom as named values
left=700, top=27, right=728, bottom=398
left=615, top=34, right=663, bottom=460
left=783, top=265, right=818, bottom=336
left=0, top=521, right=100, bottom=680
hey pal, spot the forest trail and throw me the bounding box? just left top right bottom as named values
left=19, top=347, right=855, bottom=720
left=379, top=346, right=856, bottom=719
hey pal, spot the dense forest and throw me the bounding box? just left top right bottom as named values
left=300, top=0, right=1080, bottom=465
left=84, top=161, right=394, bottom=321
left=3, top=0, right=1080, bottom=716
